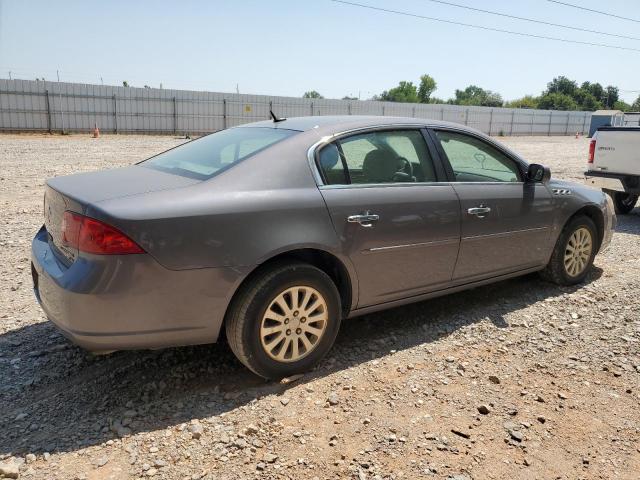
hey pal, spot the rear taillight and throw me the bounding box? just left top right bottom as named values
left=588, top=139, right=596, bottom=164
left=62, top=211, right=144, bottom=255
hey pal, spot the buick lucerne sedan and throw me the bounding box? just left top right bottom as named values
left=32, top=116, right=615, bottom=378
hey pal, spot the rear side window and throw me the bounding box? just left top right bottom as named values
left=318, top=130, right=437, bottom=185
left=143, top=127, right=297, bottom=180
left=434, top=130, right=521, bottom=182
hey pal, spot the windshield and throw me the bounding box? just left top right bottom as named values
left=142, top=127, right=298, bottom=180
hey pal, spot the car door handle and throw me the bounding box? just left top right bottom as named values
left=467, top=206, right=491, bottom=217
left=347, top=213, right=380, bottom=227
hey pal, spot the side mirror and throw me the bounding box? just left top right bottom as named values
left=526, top=163, right=551, bottom=184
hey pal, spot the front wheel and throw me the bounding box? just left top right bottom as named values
left=225, top=262, right=342, bottom=379
left=609, top=191, right=638, bottom=215
left=540, top=215, right=597, bottom=286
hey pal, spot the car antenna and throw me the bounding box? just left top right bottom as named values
left=270, top=110, right=286, bottom=123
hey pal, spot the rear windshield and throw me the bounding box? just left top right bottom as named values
left=142, top=127, right=297, bottom=180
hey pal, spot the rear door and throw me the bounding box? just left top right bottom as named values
left=428, top=128, right=554, bottom=281
left=316, top=128, right=461, bottom=307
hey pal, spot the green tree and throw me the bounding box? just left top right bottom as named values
left=631, top=96, right=640, bottom=110
left=546, top=76, right=578, bottom=97
left=505, top=95, right=539, bottom=109
left=613, top=100, right=631, bottom=112
left=379, top=81, right=419, bottom=103
left=302, top=90, right=324, bottom=99
left=537, top=92, right=578, bottom=111
left=342, top=95, right=358, bottom=100
left=122, top=81, right=129, bottom=87
left=453, top=85, right=503, bottom=107
left=580, top=81, right=604, bottom=101
left=417, top=74, right=437, bottom=103
left=573, top=89, right=602, bottom=111
left=604, top=86, right=619, bottom=108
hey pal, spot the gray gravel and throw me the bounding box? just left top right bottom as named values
left=0, top=133, right=638, bottom=479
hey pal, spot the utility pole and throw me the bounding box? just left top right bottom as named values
left=236, top=83, right=239, bottom=94
left=8, top=71, right=10, bottom=80
left=100, top=77, right=104, bottom=85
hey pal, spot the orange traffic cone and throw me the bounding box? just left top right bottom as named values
left=93, top=123, right=100, bottom=138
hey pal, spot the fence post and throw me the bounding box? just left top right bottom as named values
left=382, top=105, right=385, bottom=116
left=509, top=110, right=515, bottom=136
left=310, top=102, right=314, bottom=116
left=269, top=100, right=273, bottom=113
left=45, top=89, right=52, bottom=133
left=223, top=99, right=227, bottom=129
left=464, top=108, right=469, bottom=126
left=440, top=107, right=444, bottom=120
left=113, top=95, right=118, bottom=134
left=348, top=103, right=352, bottom=115
left=172, top=97, right=177, bottom=134
left=488, top=108, right=493, bottom=135
left=582, top=114, right=588, bottom=135
left=547, top=111, right=552, bottom=136
left=530, top=112, right=534, bottom=136
left=412, top=106, right=416, bottom=118
left=565, top=112, right=570, bottom=135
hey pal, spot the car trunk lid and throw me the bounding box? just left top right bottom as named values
left=44, top=166, right=200, bottom=263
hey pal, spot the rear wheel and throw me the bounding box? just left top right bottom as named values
left=225, top=262, right=341, bottom=379
left=608, top=191, right=638, bottom=215
left=540, top=215, right=597, bottom=286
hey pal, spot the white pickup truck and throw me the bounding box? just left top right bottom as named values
left=585, top=126, right=640, bottom=214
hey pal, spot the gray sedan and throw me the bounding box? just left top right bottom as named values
left=31, top=116, right=615, bottom=378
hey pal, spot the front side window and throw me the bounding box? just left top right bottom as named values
left=143, top=127, right=297, bottom=180
left=434, top=130, right=521, bottom=182
left=317, top=130, right=437, bottom=185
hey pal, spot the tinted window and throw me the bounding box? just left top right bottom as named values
left=318, top=130, right=437, bottom=185
left=434, top=130, right=521, bottom=182
left=318, top=143, right=348, bottom=185
left=143, top=127, right=297, bottom=180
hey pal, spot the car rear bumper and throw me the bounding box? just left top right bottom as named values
left=585, top=170, right=640, bottom=195
left=31, top=226, right=247, bottom=352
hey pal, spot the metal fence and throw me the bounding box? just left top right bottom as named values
left=0, top=79, right=592, bottom=136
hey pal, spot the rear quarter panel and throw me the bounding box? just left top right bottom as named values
left=87, top=130, right=351, bottom=271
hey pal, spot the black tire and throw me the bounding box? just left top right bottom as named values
left=609, top=191, right=638, bottom=215
left=539, top=215, right=598, bottom=286
left=225, top=262, right=342, bottom=379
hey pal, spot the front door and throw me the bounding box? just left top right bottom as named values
left=429, top=128, right=554, bottom=281
left=315, top=129, right=461, bottom=307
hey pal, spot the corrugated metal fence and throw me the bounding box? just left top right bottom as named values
left=0, top=79, right=592, bottom=136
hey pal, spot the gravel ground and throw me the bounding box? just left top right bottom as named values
left=0, top=133, right=638, bottom=480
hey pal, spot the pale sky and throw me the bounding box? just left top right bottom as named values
left=1, top=0, right=638, bottom=103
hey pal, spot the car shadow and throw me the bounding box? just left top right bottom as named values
left=615, top=210, right=640, bottom=235
left=0, top=268, right=602, bottom=455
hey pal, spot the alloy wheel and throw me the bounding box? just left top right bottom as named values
left=260, top=286, right=328, bottom=362
left=564, top=227, right=593, bottom=277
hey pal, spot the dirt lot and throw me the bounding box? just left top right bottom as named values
left=0, top=133, right=638, bottom=480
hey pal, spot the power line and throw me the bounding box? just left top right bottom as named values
left=422, top=0, right=640, bottom=41
left=546, top=0, right=640, bottom=24
left=329, top=1, right=640, bottom=53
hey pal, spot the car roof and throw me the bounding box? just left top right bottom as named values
left=240, top=115, right=528, bottom=167
left=243, top=115, right=474, bottom=136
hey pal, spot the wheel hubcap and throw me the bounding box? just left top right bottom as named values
left=564, top=227, right=593, bottom=277
left=260, top=286, right=328, bottom=363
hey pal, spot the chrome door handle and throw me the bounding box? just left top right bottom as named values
left=347, top=213, right=380, bottom=227
left=467, top=206, right=491, bottom=218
